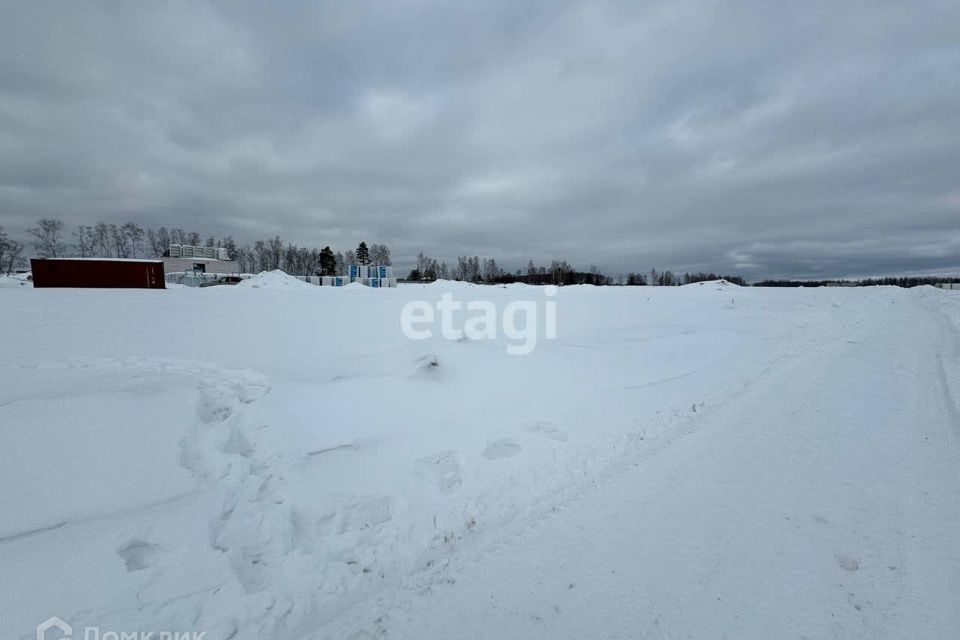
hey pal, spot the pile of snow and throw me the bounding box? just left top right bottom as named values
left=425, top=278, right=477, bottom=289
left=235, top=270, right=313, bottom=289
left=1, top=283, right=958, bottom=640
left=682, top=278, right=739, bottom=288
left=0, top=273, right=31, bottom=288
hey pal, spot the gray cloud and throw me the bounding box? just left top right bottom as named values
left=1, top=0, right=958, bottom=279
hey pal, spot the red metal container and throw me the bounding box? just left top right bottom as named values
left=30, top=258, right=166, bottom=289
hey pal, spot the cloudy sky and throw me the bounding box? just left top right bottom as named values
left=2, top=1, right=958, bottom=279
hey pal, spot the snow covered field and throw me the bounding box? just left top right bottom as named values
left=2, top=278, right=959, bottom=640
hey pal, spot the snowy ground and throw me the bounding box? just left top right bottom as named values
left=1, top=278, right=958, bottom=640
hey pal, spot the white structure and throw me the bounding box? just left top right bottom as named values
left=292, top=271, right=396, bottom=287
left=168, top=244, right=229, bottom=261
left=163, top=244, right=239, bottom=285
left=346, top=264, right=395, bottom=287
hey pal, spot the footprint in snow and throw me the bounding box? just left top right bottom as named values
left=118, top=538, right=164, bottom=572
left=415, top=450, right=463, bottom=493
left=836, top=555, right=860, bottom=572
left=525, top=421, right=568, bottom=442
left=482, top=438, right=522, bottom=460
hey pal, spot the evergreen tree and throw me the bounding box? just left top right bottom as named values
left=356, top=241, right=370, bottom=265
left=319, top=246, right=337, bottom=276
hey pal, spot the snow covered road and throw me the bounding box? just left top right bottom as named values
left=2, top=280, right=958, bottom=640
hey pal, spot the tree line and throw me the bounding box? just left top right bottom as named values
left=9, top=217, right=754, bottom=285
left=231, top=239, right=390, bottom=276
left=406, top=251, right=747, bottom=286
left=407, top=253, right=612, bottom=285
left=10, top=218, right=391, bottom=276
left=755, top=276, right=960, bottom=288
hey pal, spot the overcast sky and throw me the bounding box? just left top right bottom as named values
left=2, top=1, right=958, bottom=279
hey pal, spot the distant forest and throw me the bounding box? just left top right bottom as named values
left=5, top=218, right=958, bottom=288
left=756, top=277, right=960, bottom=288
left=407, top=251, right=746, bottom=286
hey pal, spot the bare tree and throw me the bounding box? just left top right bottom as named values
left=253, top=240, right=269, bottom=272
left=28, top=218, right=66, bottom=258
left=92, top=222, right=112, bottom=257
left=220, top=235, right=237, bottom=260
left=122, top=222, right=145, bottom=258
left=454, top=256, right=467, bottom=281
left=284, top=243, right=298, bottom=274
left=267, top=236, right=284, bottom=270
left=147, top=226, right=172, bottom=257
left=0, top=226, right=25, bottom=273
left=483, top=258, right=501, bottom=282
left=0, top=227, right=9, bottom=272
left=454, top=255, right=481, bottom=282
left=369, top=243, right=392, bottom=266
left=6, top=240, right=24, bottom=273
left=658, top=270, right=676, bottom=286
left=416, top=251, right=430, bottom=275
left=110, top=224, right=130, bottom=258
left=235, top=245, right=255, bottom=273
left=73, top=225, right=94, bottom=257
left=413, top=251, right=441, bottom=280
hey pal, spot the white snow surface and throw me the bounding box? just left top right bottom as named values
left=1, top=283, right=959, bottom=640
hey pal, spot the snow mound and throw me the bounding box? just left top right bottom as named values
left=682, top=279, right=740, bottom=288
left=235, top=270, right=313, bottom=289
left=0, top=274, right=31, bottom=288
left=425, top=279, right=477, bottom=289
